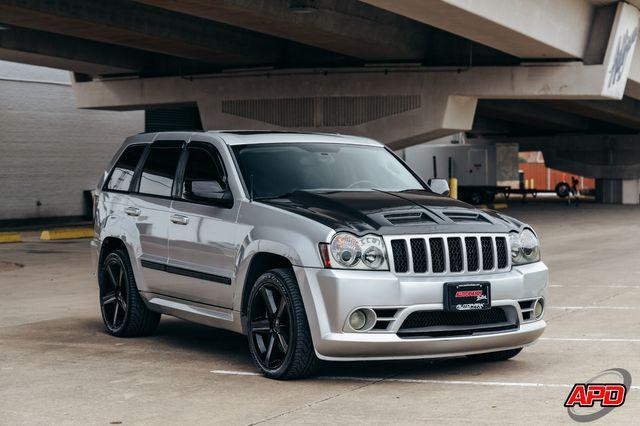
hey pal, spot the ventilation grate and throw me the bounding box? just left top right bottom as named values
left=222, top=95, right=421, bottom=127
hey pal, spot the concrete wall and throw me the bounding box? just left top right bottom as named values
left=0, top=60, right=143, bottom=225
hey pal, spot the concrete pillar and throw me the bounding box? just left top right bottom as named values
left=596, top=178, right=640, bottom=204
left=622, top=179, right=640, bottom=204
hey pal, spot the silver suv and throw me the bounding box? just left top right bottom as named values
left=92, top=131, right=548, bottom=379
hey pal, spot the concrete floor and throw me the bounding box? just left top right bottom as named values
left=1, top=202, right=639, bottom=424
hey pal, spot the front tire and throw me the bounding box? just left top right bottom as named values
left=467, top=348, right=523, bottom=362
left=246, top=268, right=320, bottom=379
left=98, top=249, right=160, bottom=337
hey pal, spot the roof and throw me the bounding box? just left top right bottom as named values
left=209, top=131, right=383, bottom=147
left=125, top=130, right=383, bottom=147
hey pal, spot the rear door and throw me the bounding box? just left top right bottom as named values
left=167, top=140, right=239, bottom=308
left=127, top=139, right=185, bottom=295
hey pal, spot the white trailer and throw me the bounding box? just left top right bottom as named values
left=402, top=142, right=510, bottom=204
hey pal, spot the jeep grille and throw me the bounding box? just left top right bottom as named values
left=386, top=234, right=511, bottom=275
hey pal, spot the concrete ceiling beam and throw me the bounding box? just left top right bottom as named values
left=0, top=26, right=142, bottom=75
left=477, top=100, right=590, bottom=132
left=0, top=0, right=283, bottom=65
left=361, top=0, right=594, bottom=59
left=70, top=3, right=640, bottom=148
left=134, top=0, right=429, bottom=61
left=551, top=97, right=640, bottom=130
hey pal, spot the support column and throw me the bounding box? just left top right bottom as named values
left=596, top=178, right=640, bottom=204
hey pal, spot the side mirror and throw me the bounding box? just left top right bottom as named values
left=185, top=180, right=234, bottom=208
left=427, top=178, right=450, bottom=196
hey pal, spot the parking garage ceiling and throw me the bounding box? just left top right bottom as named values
left=0, top=0, right=639, bottom=138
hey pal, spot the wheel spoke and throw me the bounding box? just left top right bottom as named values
left=251, top=319, right=271, bottom=333
left=118, top=265, right=124, bottom=288
left=276, top=332, right=288, bottom=353
left=255, top=333, right=267, bottom=354
left=112, top=302, right=120, bottom=325
left=106, top=263, right=119, bottom=289
left=117, top=295, right=127, bottom=312
left=264, top=334, right=275, bottom=366
left=261, top=287, right=278, bottom=317
left=275, top=298, right=286, bottom=321
left=102, top=292, right=116, bottom=306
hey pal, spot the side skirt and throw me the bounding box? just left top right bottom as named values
left=141, top=291, right=244, bottom=334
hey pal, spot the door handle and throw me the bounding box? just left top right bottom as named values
left=124, top=207, right=141, bottom=217
left=170, top=214, right=189, bottom=225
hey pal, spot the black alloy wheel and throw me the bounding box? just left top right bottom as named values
left=246, top=268, right=320, bottom=379
left=248, top=282, right=292, bottom=371
left=98, top=249, right=160, bottom=337
left=100, top=253, right=129, bottom=333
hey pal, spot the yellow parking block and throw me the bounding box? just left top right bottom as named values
left=40, top=227, right=94, bottom=241
left=0, top=232, right=22, bottom=243
left=478, top=203, right=508, bottom=210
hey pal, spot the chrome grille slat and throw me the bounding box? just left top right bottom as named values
left=387, top=234, right=511, bottom=276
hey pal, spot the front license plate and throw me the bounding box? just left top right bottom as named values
left=444, top=282, right=491, bottom=311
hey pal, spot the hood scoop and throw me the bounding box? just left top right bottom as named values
left=384, top=211, right=436, bottom=226
left=444, top=211, right=492, bottom=224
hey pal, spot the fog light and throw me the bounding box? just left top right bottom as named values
left=349, top=309, right=367, bottom=330
left=534, top=299, right=544, bottom=319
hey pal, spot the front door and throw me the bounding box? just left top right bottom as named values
left=167, top=140, right=239, bottom=308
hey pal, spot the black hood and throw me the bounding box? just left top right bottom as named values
left=259, top=190, right=515, bottom=235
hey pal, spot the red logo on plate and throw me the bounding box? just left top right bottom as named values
left=455, top=290, right=483, bottom=298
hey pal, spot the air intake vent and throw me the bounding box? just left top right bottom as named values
left=397, top=307, right=518, bottom=338
left=444, top=212, right=491, bottom=223
left=222, top=95, right=421, bottom=127
left=384, top=211, right=435, bottom=225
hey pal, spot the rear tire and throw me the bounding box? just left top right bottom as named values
left=98, top=249, right=160, bottom=337
left=246, top=268, right=320, bottom=379
left=467, top=348, right=522, bottom=362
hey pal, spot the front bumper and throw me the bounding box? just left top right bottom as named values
left=294, top=262, right=548, bottom=361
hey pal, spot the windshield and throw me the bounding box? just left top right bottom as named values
left=232, top=143, right=425, bottom=199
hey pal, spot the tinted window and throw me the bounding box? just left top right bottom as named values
left=138, top=145, right=183, bottom=197
left=182, top=146, right=227, bottom=197
left=232, top=143, right=424, bottom=199
left=105, top=145, right=146, bottom=191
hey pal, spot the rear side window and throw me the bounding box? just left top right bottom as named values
left=138, top=144, right=183, bottom=197
left=105, top=145, right=146, bottom=192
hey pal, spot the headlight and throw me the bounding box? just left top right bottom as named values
left=509, top=228, right=540, bottom=265
left=320, top=232, right=389, bottom=270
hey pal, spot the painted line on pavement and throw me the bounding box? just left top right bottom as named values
left=550, top=306, right=640, bottom=310
left=210, top=370, right=640, bottom=390
left=550, top=284, right=640, bottom=288
left=540, top=337, right=640, bottom=343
